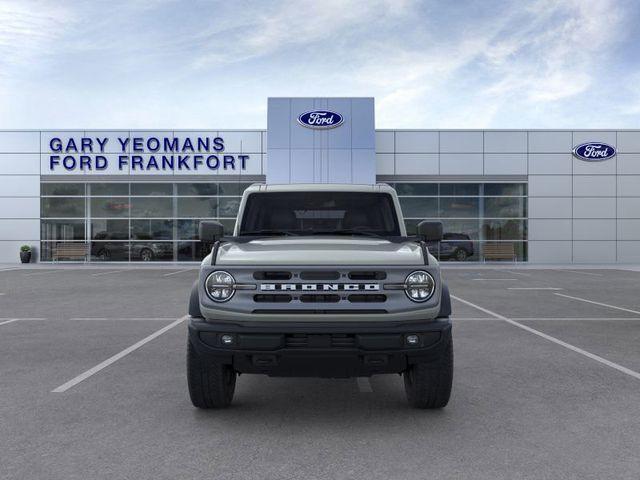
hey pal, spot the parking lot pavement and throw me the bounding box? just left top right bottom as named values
left=1, top=266, right=640, bottom=479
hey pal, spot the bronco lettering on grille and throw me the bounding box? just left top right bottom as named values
left=260, top=283, right=379, bottom=291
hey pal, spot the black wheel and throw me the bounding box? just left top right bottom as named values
left=140, top=248, right=154, bottom=262
left=97, top=249, right=110, bottom=261
left=187, top=341, right=236, bottom=408
left=454, top=248, right=468, bottom=261
left=404, top=336, right=453, bottom=409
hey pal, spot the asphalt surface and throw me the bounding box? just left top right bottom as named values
left=1, top=265, right=640, bottom=479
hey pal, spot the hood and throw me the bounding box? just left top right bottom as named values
left=215, top=236, right=424, bottom=266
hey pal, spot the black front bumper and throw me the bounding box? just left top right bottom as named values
left=188, top=317, right=452, bottom=378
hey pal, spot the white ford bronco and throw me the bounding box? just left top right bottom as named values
left=187, top=183, right=453, bottom=408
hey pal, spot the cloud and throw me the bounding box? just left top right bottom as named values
left=0, top=1, right=74, bottom=71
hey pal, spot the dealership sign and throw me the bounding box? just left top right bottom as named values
left=572, top=142, right=616, bottom=162
left=297, top=110, right=344, bottom=129
left=46, top=135, right=249, bottom=173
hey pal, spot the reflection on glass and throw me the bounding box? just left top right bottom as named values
left=218, top=197, right=240, bottom=217
left=484, top=183, right=527, bottom=196
left=483, top=220, right=526, bottom=240
left=480, top=241, right=526, bottom=261
left=41, top=219, right=85, bottom=240
left=131, top=197, right=173, bottom=217
left=440, top=183, right=479, bottom=196
left=91, top=197, right=130, bottom=218
left=177, top=220, right=199, bottom=240
left=131, top=183, right=173, bottom=196
left=399, top=198, right=438, bottom=218
left=131, top=220, right=173, bottom=240
left=130, top=242, right=174, bottom=261
left=484, top=197, right=526, bottom=218
left=41, top=183, right=84, bottom=196
left=90, top=183, right=128, bottom=196
left=177, top=183, right=217, bottom=196
left=394, top=183, right=438, bottom=196
left=91, top=219, right=128, bottom=240
left=177, top=197, right=217, bottom=218
left=441, top=220, right=479, bottom=240
left=91, top=241, right=130, bottom=261
left=439, top=197, right=479, bottom=218
left=218, top=182, right=252, bottom=196
left=41, top=198, right=85, bottom=217
left=177, top=241, right=209, bottom=261
left=428, top=240, right=478, bottom=262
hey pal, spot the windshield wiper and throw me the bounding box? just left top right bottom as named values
left=240, top=229, right=299, bottom=237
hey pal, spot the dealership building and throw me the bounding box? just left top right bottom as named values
left=1, top=97, right=639, bottom=264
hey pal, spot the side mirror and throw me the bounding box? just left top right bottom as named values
left=417, top=221, right=443, bottom=242
left=199, top=221, right=225, bottom=243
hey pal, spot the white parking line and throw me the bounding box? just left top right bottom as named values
left=554, top=269, right=603, bottom=277
left=68, top=317, right=179, bottom=321
left=554, top=293, right=640, bottom=316
left=91, top=270, right=125, bottom=277
left=472, top=278, right=518, bottom=281
left=357, top=377, right=373, bottom=393
left=51, top=316, right=187, bottom=393
left=0, top=267, right=21, bottom=272
left=453, top=317, right=640, bottom=321
left=508, top=287, right=564, bottom=290
left=162, top=269, right=195, bottom=277
left=0, top=318, right=19, bottom=326
left=451, top=295, right=640, bottom=381
left=503, top=270, right=533, bottom=277
left=23, top=270, right=57, bottom=276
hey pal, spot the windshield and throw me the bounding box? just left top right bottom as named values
left=239, top=192, right=401, bottom=237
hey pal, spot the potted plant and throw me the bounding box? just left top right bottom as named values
left=20, top=245, right=32, bottom=264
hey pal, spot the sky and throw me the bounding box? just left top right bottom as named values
left=0, top=0, right=638, bottom=129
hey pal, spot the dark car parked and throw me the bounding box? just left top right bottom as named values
left=427, top=233, right=474, bottom=261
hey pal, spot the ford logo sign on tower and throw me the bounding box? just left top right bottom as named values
left=573, top=142, right=616, bottom=161
left=298, top=110, right=344, bottom=129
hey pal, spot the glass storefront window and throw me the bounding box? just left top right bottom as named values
left=440, top=183, right=479, bottom=196
left=218, top=197, right=240, bottom=217
left=399, top=198, right=438, bottom=218
left=40, top=181, right=527, bottom=262
left=91, top=219, right=128, bottom=240
left=41, top=183, right=85, bottom=196
left=131, top=183, right=173, bottom=196
left=91, top=183, right=129, bottom=196
left=130, top=197, right=173, bottom=217
left=177, top=183, right=217, bottom=196
left=91, top=197, right=130, bottom=218
left=41, top=198, right=85, bottom=217
left=131, top=220, right=173, bottom=240
left=177, top=197, right=218, bottom=218
left=484, top=197, right=527, bottom=218
left=484, top=183, right=527, bottom=196
left=41, top=219, right=85, bottom=240
left=439, top=197, right=479, bottom=218
left=394, top=183, right=438, bottom=196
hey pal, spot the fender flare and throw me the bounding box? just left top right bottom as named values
left=188, top=280, right=203, bottom=318
left=437, top=283, right=451, bottom=318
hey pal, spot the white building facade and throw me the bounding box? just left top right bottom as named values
left=0, top=97, right=638, bottom=264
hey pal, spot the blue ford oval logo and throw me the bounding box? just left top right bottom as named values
left=297, top=110, right=344, bottom=129
left=573, top=142, right=616, bottom=161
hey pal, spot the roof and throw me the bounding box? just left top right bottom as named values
left=244, top=183, right=395, bottom=193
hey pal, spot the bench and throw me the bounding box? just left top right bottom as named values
left=483, top=242, right=517, bottom=262
left=52, top=243, right=89, bottom=262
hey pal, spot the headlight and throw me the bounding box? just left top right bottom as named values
left=205, top=270, right=235, bottom=302
left=405, top=270, right=435, bottom=302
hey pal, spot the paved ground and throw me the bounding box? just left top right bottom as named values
left=1, top=265, right=640, bottom=479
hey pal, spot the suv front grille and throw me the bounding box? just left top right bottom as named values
left=285, top=334, right=356, bottom=348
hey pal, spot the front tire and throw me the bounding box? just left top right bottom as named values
left=454, top=248, right=468, bottom=261
left=404, top=336, right=453, bottom=409
left=140, top=248, right=154, bottom=262
left=187, top=341, right=236, bottom=408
